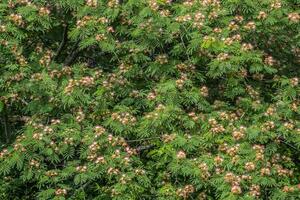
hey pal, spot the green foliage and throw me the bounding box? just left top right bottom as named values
left=0, top=0, right=299, bottom=199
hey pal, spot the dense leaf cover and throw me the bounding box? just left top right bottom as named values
left=0, top=0, right=299, bottom=199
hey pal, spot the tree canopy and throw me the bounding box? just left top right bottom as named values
left=0, top=0, right=299, bottom=199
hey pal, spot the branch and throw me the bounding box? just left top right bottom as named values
left=53, top=23, right=68, bottom=61
left=64, top=40, right=81, bottom=66
left=126, top=137, right=160, bottom=143
left=126, top=137, right=160, bottom=152
left=136, top=144, right=155, bottom=152
left=2, top=105, right=10, bottom=143
left=278, top=136, right=299, bottom=152
left=20, top=99, right=29, bottom=105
